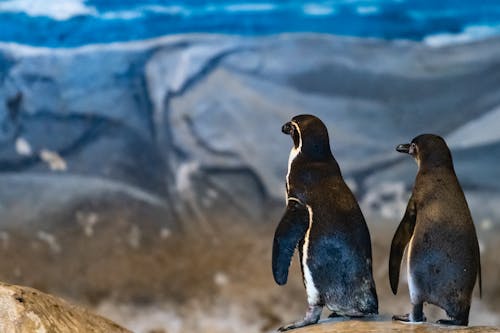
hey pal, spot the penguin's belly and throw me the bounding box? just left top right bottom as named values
left=407, top=232, right=477, bottom=303
left=408, top=237, right=447, bottom=296
left=303, top=227, right=376, bottom=312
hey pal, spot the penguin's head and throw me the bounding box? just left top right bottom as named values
left=396, top=134, right=453, bottom=169
left=281, top=120, right=301, bottom=149
left=282, top=114, right=332, bottom=160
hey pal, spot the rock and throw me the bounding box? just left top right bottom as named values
left=290, top=319, right=500, bottom=333
left=1, top=35, right=500, bottom=225
left=0, top=282, right=130, bottom=332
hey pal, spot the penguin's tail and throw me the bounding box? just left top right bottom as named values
left=364, top=292, right=379, bottom=315
left=357, top=287, right=379, bottom=315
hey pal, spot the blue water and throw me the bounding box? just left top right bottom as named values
left=1, top=0, right=500, bottom=47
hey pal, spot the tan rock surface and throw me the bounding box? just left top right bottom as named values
left=0, top=282, right=130, bottom=333
left=290, top=319, right=500, bottom=333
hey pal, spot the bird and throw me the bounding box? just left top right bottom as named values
left=272, top=114, right=378, bottom=331
left=390, top=134, right=481, bottom=326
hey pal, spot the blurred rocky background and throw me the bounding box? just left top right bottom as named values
left=1, top=1, right=500, bottom=332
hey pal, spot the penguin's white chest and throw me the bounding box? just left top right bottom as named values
left=302, top=204, right=320, bottom=305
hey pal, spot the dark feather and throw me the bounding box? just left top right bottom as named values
left=272, top=199, right=309, bottom=285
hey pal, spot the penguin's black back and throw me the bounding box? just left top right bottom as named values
left=409, top=135, right=480, bottom=317
left=411, top=164, right=479, bottom=310
left=276, top=114, right=378, bottom=315
left=290, top=147, right=378, bottom=314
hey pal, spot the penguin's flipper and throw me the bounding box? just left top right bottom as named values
left=389, top=195, right=417, bottom=295
left=272, top=198, right=309, bottom=285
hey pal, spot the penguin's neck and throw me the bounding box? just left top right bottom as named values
left=417, top=150, right=454, bottom=172
left=288, top=146, right=300, bottom=171
left=289, top=147, right=342, bottom=177
left=286, top=146, right=300, bottom=193
left=300, top=145, right=337, bottom=166
left=287, top=145, right=300, bottom=178
left=417, top=161, right=455, bottom=175
left=300, top=137, right=332, bottom=160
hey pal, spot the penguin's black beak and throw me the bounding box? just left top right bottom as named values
left=282, top=122, right=292, bottom=135
left=396, top=143, right=410, bottom=154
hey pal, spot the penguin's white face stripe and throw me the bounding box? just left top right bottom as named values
left=290, top=121, right=301, bottom=149
left=286, top=121, right=302, bottom=196
left=303, top=204, right=320, bottom=305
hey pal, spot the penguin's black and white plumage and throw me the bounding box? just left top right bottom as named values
left=390, top=134, right=482, bottom=326
left=272, top=114, right=378, bottom=331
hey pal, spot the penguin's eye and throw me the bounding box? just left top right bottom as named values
left=409, top=143, right=417, bottom=155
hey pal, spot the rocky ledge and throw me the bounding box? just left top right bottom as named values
left=290, top=319, right=500, bottom=333
left=0, top=282, right=130, bottom=332
left=2, top=34, right=500, bottom=231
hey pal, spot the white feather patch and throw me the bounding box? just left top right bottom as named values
left=407, top=235, right=418, bottom=303
left=285, top=121, right=302, bottom=202
left=303, top=204, right=320, bottom=305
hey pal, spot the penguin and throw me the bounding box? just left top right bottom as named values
left=389, top=134, right=482, bottom=326
left=272, top=114, right=378, bottom=331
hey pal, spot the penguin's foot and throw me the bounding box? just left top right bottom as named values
left=328, top=311, right=367, bottom=319
left=392, top=313, right=426, bottom=323
left=392, top=313, right=410, bottom=322
left=437, top=319, right=467, bottom=326
left=346, top=312, right=365, bottom=318
left=277, top=321, right=307, bottom=332
left=410, top=302, right=426, bottom=322
left=277, top=318, right=318, bottom=331
left=277, top=305, right=322, bottom=332
left=328, top=312, right=341, bottom=319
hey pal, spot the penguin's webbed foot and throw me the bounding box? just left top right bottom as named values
left=277, top=323, right=300, bottom=332
left=393, top=302, right=426, bottom=323
left=328, top=312, right=341, bottom=319
left=392, top=313, right=410, bottom=322
left=277, top=318, right=317, bottom=332
left=328, top=311, right=367, bottom=320
left=436, top=319, right=467, bottom=326
left=392, top=313, right=426, bottom=323
left=346, top=312, right=365, bottom=318
left=277, top=305, right=322, bottom=331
